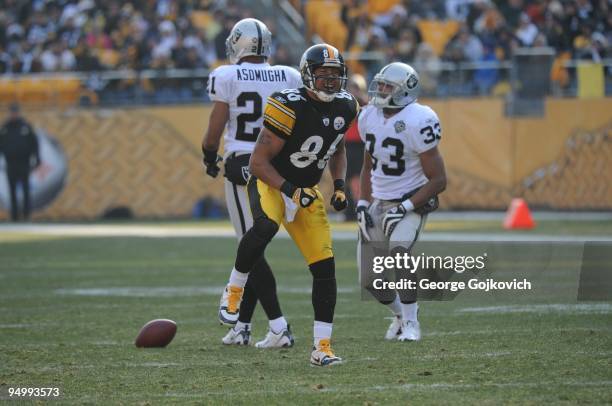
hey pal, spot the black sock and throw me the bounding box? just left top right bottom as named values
left=237, top=275, right=257, bottom=323
left=249, top=257, right=282, bottom=320
left=310, top=258, right=336, bottom=323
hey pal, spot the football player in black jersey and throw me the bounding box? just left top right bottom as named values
left=218, top=44, right=359, bottom=366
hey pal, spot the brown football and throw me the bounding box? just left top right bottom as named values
left=135, top=319, right=177, bottom=348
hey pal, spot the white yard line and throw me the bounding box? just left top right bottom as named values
left=54, top=286, right=357, bottom=297
left=458, top=303, right=612, bottom=314
left=1, top=223, right=611, bottom=241
left=432, top=211, right=612, bottom=221
left=0, top=323, right=51, bottom=328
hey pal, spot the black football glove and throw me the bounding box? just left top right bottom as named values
left=382, top=204, right=407, bottom=238
left=202, top=148, right=222, bottom=178
left=414, top=195, right=439, bottom=215
left=356, top=202, right=373, bottom=241
left=330, top=179, right=347, bottom=211
left=281, top=181, right=317, bottom=208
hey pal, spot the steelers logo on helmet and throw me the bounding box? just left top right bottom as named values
left=299, top=44, right=348, bottom=102
left=368, top=62, right=420, bottom=109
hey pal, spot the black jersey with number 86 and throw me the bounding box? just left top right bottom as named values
left=263, top=87, right=359, bottom=187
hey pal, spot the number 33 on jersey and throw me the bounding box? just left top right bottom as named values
left=357, top=102, right=441, bottom=200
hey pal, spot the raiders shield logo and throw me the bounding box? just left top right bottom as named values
left=406, top=74, right=418, bottom=89
left=322, top=117, right=330, bottom=126
left=394, top=120, right=406, bottom=133
left=241, top=166, right=251, bottom=182
left=232, top=29, right=242, bottom=44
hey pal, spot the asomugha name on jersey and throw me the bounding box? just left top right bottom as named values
left=263, top=87, right=359, bottom=187
left=236, top=68, right=289, bottom=82
left=206, top=62, right=302, bottom=156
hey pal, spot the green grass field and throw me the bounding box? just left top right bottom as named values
left=1, top=223, right=611, bottom=404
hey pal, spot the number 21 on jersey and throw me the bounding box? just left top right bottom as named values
left=236, top=92, right=263, bottom=142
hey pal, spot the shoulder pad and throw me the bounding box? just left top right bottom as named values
left=275, top=88, right=307, bottom=106
left=211, top=64, right=236, bottom=82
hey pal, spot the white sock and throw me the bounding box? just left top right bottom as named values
left=313, top=321, right=333, bottom=346
left=386, top=294, right=401, bottom=316
left=228, top=268, right=249, bottom=288
left=235, top=321, right=250, bottom=331
left=269, top=316, right=287, bottom=333
left=401, top=302, right=419, bottom=322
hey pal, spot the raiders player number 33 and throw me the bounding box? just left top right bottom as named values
left=357, top=62, right=447, bottom=342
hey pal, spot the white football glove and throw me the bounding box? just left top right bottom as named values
left=356, top=201, right=373, bottom=241
left=382, top=204, right=407, bottom=238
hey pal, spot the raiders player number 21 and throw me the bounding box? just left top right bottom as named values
left=201, top=18, right=302, bottom=348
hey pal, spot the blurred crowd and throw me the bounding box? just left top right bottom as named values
left=338, top=0, right=611, bottom=93
left=343, top=0, right=610, bottom=60
left=0, top=0, right=294, bottom=74
left=1, top=0, right=610, bottom=100
left=341, top=0, right=612, bottom=92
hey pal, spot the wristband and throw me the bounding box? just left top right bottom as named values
left=333, top=179, right=345, bottom=191
left=401, top=199, right=415, bottom=211
left=203, top=148, right=218, bottom=162
left=280, top=181, right=297, bottom=198
left=357, top=199, right=370, bottom=208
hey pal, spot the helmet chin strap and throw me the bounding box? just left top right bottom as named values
left=307, top=76, right=337, bottom=102
left=372, top=93, right=392, bottom=108
left=313, top=89, right=336, bottom=102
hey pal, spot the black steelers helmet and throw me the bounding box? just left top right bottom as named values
left=299, top=43, right=347, bottom=102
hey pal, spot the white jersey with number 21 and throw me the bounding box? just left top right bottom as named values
left=207, top=62, right=302, bottom=157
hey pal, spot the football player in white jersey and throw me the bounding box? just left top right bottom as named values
left=356, top=62, right=447, bottom=341
left=201, top=18, right=302, bottom=348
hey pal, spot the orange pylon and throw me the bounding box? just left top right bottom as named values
left=503, top=198, right=536, bottom=229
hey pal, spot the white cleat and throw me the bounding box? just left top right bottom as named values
left=255, top=325, right=294, bottom=348
left=222, top=325, right=252, bottom=346
left=218, top=284, right=243, bottom=326
left=385, top=315, right=402, bottom=340
left=398, top=320, right=421, bottom=341
left=310, top=338, right=342, bottom=366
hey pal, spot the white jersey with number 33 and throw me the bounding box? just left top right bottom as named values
left=357, top=102, right=441, bottom=201
left=207, top=62, right=302, bottom=156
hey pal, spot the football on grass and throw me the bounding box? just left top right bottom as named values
left=135, top=319, right=177, bottom=348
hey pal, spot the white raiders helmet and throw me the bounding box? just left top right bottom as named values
left=225, top=18, right=272, bottom=64
left=368, top=62, right=420, bottom=109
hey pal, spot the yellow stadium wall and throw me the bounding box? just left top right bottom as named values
left=1, top=106, right=217, bottom=221
left=0, top=97, right=610, bottom=220
left=430, top=97, right=612, bottom=209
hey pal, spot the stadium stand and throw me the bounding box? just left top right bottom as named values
left=303, top=0, right=611, bottom=96
left=0, top=0, right=609, bottom=105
